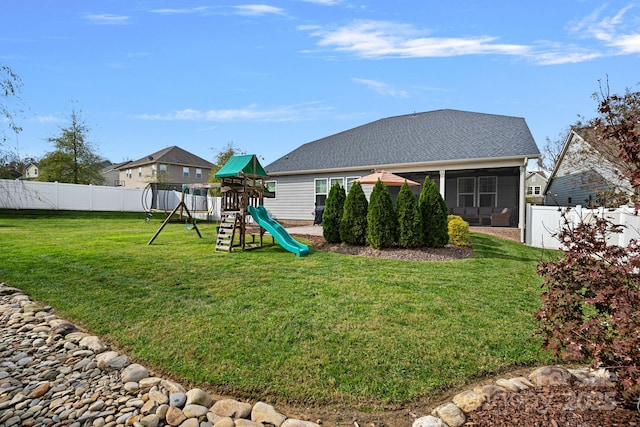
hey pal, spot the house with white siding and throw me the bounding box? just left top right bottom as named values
left=263, top=109, right=540, bottom=234
left=544, top=129, right=631, bottom=207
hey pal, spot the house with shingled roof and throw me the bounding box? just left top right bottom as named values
left=263, top=109, right=540, bottom=234
left=117, top=146, right=214, bottom=189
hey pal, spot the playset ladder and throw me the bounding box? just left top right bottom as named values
left=216, top=212, right=240, bottom=252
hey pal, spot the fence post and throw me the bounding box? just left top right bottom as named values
left=55, top=181, right=59, bottom=210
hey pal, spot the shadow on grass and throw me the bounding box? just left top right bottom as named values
left=471, top=233, right=542, bottom=262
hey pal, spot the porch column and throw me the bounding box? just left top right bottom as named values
left=439, top=170, right=446, bottom=199
left=519, top=161, right=526, bottom=243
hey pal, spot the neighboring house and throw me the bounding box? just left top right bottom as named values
left=22, top=162, right=39, bottom=180
left=118, top=146, right=214, bottom=189
left=525, top=170, right=548, bottom=205
left=543, top=130, right=631, bottom=207
left=101, top=160, right=132, bottom=186
left=264, top=109, right=540, bottom=232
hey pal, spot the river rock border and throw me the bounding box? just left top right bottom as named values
left=0, top=283, right=320, bottom=427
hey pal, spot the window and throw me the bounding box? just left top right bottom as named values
left=330, top=177, right=344, bottom=189
left=183, top=167, right=189, bottom=178
left=151, top=165, right=157, bottom=176
left=265, top=180, right=276, bottom=198
left=159, top=164, right=167, bottom=175
left=527, top=185, right=541, bottom=196
left=315, top=178, right=328, bottom=207
left=478, top=176, right=497, bottom=207
left=346, top=177, right=360, bottom=192
left=126, top=169, right=132, bottom=179
left=138, top=167, right=142, bottom=177
left=457, top=177, right=475, bottom=207
left=196, top=168, right=202, bottom=179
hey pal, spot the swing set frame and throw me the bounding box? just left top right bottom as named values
left=147, top=183, right=219, bottom=245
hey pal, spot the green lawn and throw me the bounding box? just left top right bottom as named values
left=0, top=210, right=553, bottom=406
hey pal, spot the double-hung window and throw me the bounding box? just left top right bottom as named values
left=478, top=176, right=497, bottom=207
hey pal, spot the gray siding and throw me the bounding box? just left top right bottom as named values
left=263, top=170, right=371, bottom=221
left=545, top=172, right=611, bottom=207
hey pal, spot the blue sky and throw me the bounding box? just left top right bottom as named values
left=2, top=1, right=640, bottom=167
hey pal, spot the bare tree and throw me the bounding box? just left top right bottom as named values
left=0, top=65, right=22, bottom=145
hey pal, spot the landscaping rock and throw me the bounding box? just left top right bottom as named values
left=251, top=401, right=287, bottom=426
left=431, top=402, right=466, bottom=427
left=412, top=415, right=448, bottom=427
left=528, top=365, right=572, bottom=386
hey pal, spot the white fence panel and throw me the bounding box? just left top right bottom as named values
left=526, top=204, right=640, bottom=249
left=0, top=179, right=146, bottom=212
left=0, top=179, right=222, bottom=219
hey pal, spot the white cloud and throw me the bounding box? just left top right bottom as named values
left=352, top=78, right=408, bottom=98
left=565, top=4, right=640, bottom=55
left=610, top=33, right=640, bottom=54
left=84, top=14, right=131, bottom=25
left=301, top=20, right=530, bottom=59
left=150, top=6, right=215, bottom=15
left=150, top=5, right=284, bottom=17
left=136, top=103, right=332, bottom=122
left=301, top=0, right=342, bottom=5
left=33, top=115, right=63, bottom=124
left=232, top=5, right=286, bottom=16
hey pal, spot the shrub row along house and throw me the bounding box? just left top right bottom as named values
left=263, top=109, right=540, bottom=239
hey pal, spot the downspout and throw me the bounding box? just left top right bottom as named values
left=519, top=158, right=527, bottom=243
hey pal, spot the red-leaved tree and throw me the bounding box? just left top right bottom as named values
left=536, top=82, right=640, bottom=402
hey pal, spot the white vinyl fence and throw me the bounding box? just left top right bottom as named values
left=0, top=179, right=221, bottom=220
left=526, top=204, right=640, bottom=249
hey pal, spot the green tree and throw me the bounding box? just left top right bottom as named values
left=396, top=181, right=422, bottom=248
left=208, top=141, right=245, bottom=196
left=1, top=65, right=22, bottom=145
left=38, top=108, right=105, bottom=185
left=419, top=177, right=449, bottom=247
left=366, top=179, right=397, bottom=249
left=322, top=182, right=345, bottom=243
left=340, top=181, right=368, bottom=245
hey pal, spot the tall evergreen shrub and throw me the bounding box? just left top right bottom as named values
left=340, top=181, right=368, bottom=245
left=322, top=183, right=346, bottom=243
left=396, top=181, right=422, bottom=248
left=366, top=179, right=397, bottom=249
left=419, top=177, right=449, bottom=247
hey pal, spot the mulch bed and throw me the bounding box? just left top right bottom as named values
left=466, top=382, right=640, bottom=426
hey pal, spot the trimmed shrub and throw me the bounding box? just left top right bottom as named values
left=322, top=183, right=346, bottom=243
left=396, top=182, right=422, bottom=248
left=418, top=177, right=449, bottom=247
left=340, top=181, right=368, bottom=245
left=447, top=216, right=470, bottom=246
left=366, top=179, right=397, bottom=249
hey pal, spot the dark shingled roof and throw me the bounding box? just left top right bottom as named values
left=265, top=109, right=540, bottom=174
left=123, top=146, right=213, bottom=169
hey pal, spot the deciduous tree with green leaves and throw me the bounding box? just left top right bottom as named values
left=418, top=177, right=449, bottom=248
left=396, top=181, right=422, bottom=248
left=208, top=142, right=245, bottom=196
left=340, top=181, right=368, bottom=245
left=366, top=179, right=397, bottom=249
left=38, top=108, right=105, bottom=185
left=322, top=182, right=345, bottom=243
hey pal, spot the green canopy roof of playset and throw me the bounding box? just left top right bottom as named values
left=214, top=154, right=268, bottom=178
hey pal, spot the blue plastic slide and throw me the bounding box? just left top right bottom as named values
left=248, top=205, right=310, bottom=256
